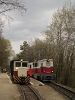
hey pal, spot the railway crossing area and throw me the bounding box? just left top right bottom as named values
left=0, top=73, right=69, bottom=100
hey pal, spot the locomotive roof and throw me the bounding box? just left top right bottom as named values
left=38, top=59, right=53, bottom=62
left=10, top=60, right=29, bottom=63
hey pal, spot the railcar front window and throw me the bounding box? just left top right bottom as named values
left=22, top=62, right=27, bottom=67
left=46, top=61, right=50, bottom=66
left=15, top=62, right=21, bottom=67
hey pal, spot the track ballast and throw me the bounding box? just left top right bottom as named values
left=46, top=81, right=75, bottom=100
left=18, top=84, right=43, bottom=100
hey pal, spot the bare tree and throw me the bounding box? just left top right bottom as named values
left=0, top=0, right=26, bottom=14
left=45, top=5, right=75, bottom=86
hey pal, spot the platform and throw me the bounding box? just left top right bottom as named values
left=0, top=73, right=69, bottom=100
left=30, top=78, right=69, bottom=100
left=0, top=73, right=20, bottom=100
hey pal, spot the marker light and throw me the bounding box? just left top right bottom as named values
left=21, top=59, right=23, bottom=62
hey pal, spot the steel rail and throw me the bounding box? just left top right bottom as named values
left=46, top=81, right=75, bottom=100
left=28, top=85, right=44, bottom=100
left=18, top=84, right=43, bottom=100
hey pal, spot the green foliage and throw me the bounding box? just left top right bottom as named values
left=16, top=39, right=54, bottom=62
left=17, top=41, right=30, bottom=61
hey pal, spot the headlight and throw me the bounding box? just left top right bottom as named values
left=16, top=67, right=18, bottom=70
left=52, top=71, right=53, bottom=72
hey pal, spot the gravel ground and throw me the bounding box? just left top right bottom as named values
left=0, top=73, right=20, bottom=100
left=30, top=78, right=69, bottom=100
left=0, top=73, right=69, bottom=100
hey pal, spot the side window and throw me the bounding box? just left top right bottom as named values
left=30, top=65, right=31, bottom=68
left=33, top=63, right=34, bottom=67
left=35, top=63, right=38, bottom=67
left=41, top=63, right=43, bottom=67
left=33, top=63, right=38, bottom=67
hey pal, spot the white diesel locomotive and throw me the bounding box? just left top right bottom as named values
left=10, top=59, right=30, bottom=84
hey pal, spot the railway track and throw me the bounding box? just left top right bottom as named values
left=18, top=84, right=43, bottom=100
left=46, top=81, right=75, bottom=100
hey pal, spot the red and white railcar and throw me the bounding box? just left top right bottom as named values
left=27, top=59, right=55, bottom=81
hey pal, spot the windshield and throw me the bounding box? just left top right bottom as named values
left=22, top=62, right=28, bottom=67
left=46, top=60, right=53, bottom=67
left=15, top=62, right=21, bottom=67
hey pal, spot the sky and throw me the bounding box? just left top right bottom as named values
left=2, top=0, right=75, bottom=54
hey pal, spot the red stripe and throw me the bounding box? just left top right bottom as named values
left=13, top=71, right=18, bottom=77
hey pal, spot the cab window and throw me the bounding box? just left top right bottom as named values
left=22, top=62, right=28, bottom=67
left=15, top=62, right=21, bottom=67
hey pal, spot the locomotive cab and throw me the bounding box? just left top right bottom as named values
left=14, top=60, right=28, bottom=77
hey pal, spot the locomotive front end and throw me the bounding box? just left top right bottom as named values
left=10, top=60, right=30, bottom=84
